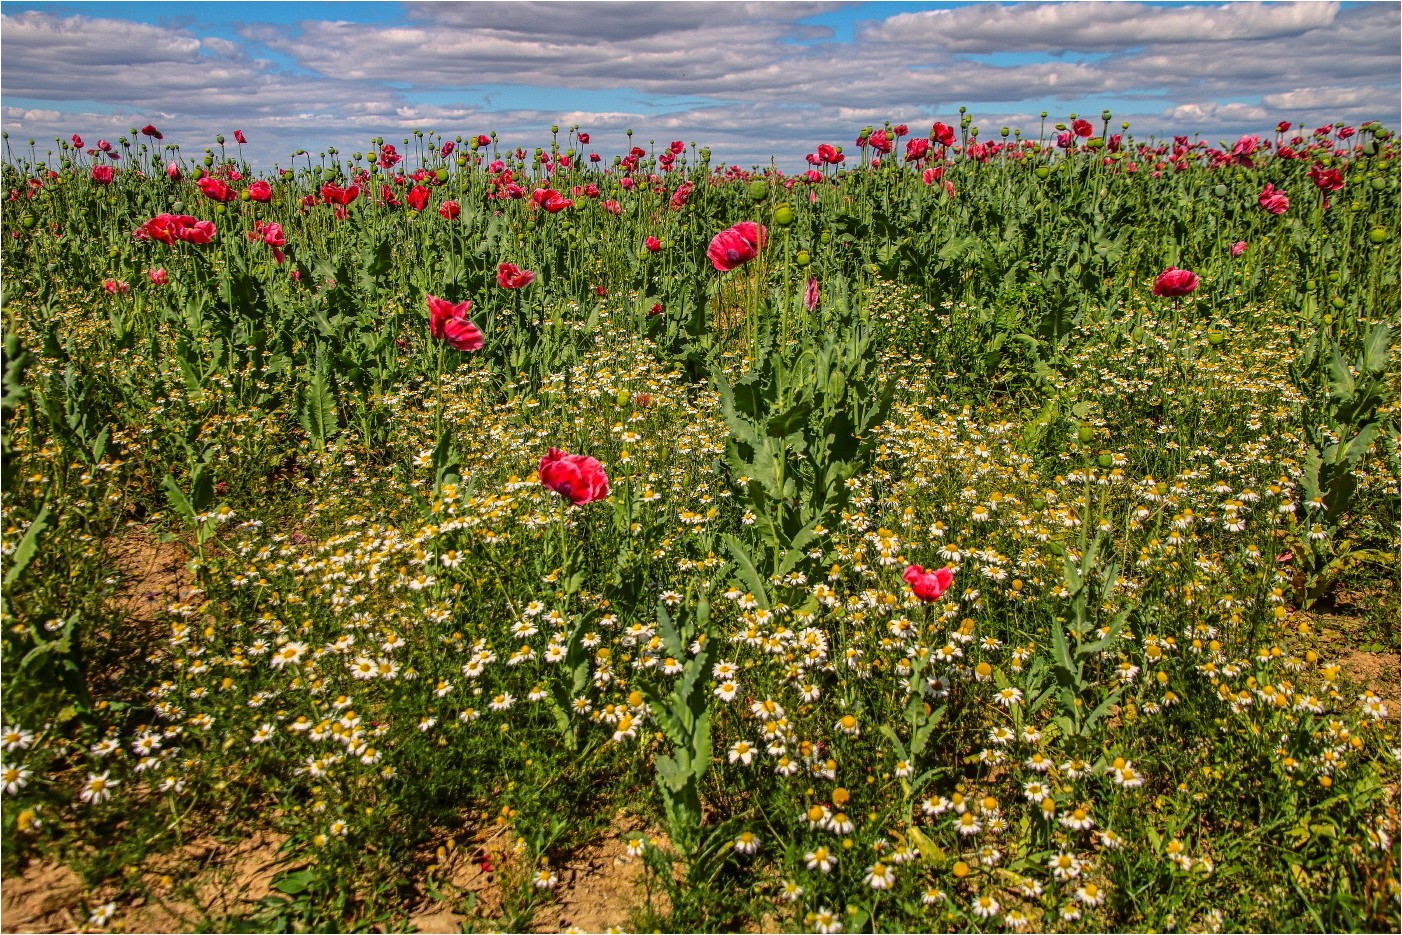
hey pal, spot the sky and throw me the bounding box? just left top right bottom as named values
left=2, top=1, right=1399, bottom=171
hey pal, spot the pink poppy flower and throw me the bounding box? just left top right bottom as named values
left=496, top=262, right=535, bottom=289
left=707, top=221, right=766, bottom=272
left=1257, top=183, right=1289, bottom=215
left=1152, top=268, right=1199, bottom=298
left=539, top=448, right=610, bottom=505
left=903, top=564, right=953, bottom=602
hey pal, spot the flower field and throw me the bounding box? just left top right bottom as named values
left=1, top=117, right=1399, bottom=933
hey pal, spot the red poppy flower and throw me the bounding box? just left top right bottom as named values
left=71, top=134, right=83, bottom=148
left=1276, top=121, right=1292, bottom=133
left=1307, top=162, right=1344, bottom=192
left=707, top=221, right=766, bottom=272
left=932, top=122, right=956, bottom=146
left=406, top=184, right=431, bottom=211
left=577, top=132, right=590, bottom=144
left=147, top=268, right=168, bottom=285
left=496, top=262, right=535, bottom=289
left=234, top=129, right=247, bottom=144
left=426, top=295, right=483, bottom=352
left=439, top=200, right=460, bottom=220
left=538, top=448, right=610, bottom=505
left=1072, top=119, right=1094, bottom=138
left=903, top=564, right=953, bottom=602
left=141, top=124, right=163, bottom=140
left=644, top=236, right=662, bottom=253
left=320, top=183, right=359, bottom=206
left=247, top=179, right=272, bottom=202
left=91, top=164, right=114, bottom=185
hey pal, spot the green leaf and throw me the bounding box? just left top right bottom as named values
left=162, top=473, right=195, bottom=523
left=721, top=534, right=771, bottom=609
left=3, top=502, right=49, bottom=588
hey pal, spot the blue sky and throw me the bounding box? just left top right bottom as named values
left=3, top=1, right=1398, bottom=170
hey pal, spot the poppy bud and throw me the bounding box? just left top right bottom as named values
left=216, top=134, right=225, bottom=145
left=1035, top=167, right=1050, bottom=180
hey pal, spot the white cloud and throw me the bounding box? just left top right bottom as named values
left=862, top=2, right=1340, bottom=52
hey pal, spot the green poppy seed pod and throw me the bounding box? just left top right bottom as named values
left=626, top=128, right=633, bottom=137
left=1327, top=270, right=1339, bottom=283
left=1322, top=313, right=1333, bottom=325
left=435, top=168, right=448, bottom=182
left=1121, top=122, right=1130, bottom=130
left=773, top=203, right=794, bottom=225
left=969, top=126, right=978, bottom=136
left=20, top=214, right=35, bottom=229
left=1331, top=296, right=1345, bottom=310
left=820, top=231, right=832, bottom=244
left=202, top=155, right=213, bottom=167
left=171, top=201, right=184, bottom=212
left=1097, top=451, right=1113, bottom=468
left=615, top=389, right=630, bottom=406
left=213, top=203, right=226, bottom=214
left=551, top=125, right=559, bottom=134
left=748, top=179, right=768, bottom=200
left=1306, top=279, right=1317, bottom=292
left=1361, top=139, right=1378, bottom=156
left=216, top=134, right=225, bottom=145
left=1000, top=127, right=1010, bottom=137
left=469, top=138, right=480, bottom=151
left=1207, top=330, right=1224, bottom=346
left=1368, top=225, right=1388, bottom=244
left=1213, top=184, right=1228, bottom=197
left=1101, top=110, right=1112, bottom=122
left=414, top=129, right=423, bottom=137
left=1349, top=201, right=1362, bottom=211
left=108, top=246, right=120, bottom=258
left=1030, top=498, right=1045, bottom=510
left=1035, top=166, right=1050, bottom=180
left=795, top=250, right=811, bottom=267
left=1320, top=155, right=1333, bottom=166
left=1077, top=425, right=1095, bottom=443
left=456, top=156, right=467, bottom=167
left=240, top=190, right=252, bottom=202
left=958, top=106, right=966, bottom=114
left=1040, top=111, right=1048, bottom=118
